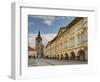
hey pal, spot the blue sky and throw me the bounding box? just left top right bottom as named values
left=28, top=15, right=75, bottom=48
left=28, top=15, right=75, bottom=34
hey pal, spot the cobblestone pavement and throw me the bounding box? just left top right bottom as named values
left=28, top=58, right=87, bottom=67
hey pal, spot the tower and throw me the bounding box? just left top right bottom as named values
left=36, top=31, right=44, bottom=58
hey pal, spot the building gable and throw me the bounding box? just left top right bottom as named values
left=57, top=27, right=66, bottom=37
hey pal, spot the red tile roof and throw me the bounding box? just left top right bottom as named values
left=28, top=46, right=36, bottom=51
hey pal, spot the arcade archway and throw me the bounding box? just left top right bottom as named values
left=64, top=53, right=68, bottom=60
left=78, top=50, right=85, bottom=61
left=70, top=52, right=75, bottom=60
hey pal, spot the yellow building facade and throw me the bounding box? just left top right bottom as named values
left=45, top=17, right=88, bottom=61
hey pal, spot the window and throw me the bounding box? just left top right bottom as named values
left=77, top=34, right=80, bottom=44
left=64, top=40, right=67, bottom=49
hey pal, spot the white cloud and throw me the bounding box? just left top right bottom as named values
left=28, top=33, right=37, bottom=48
left=29, top=15, right=74, bottom=26
left=42, top=33, right=57, bottom=46
left=28, top=33, right=57, bottom=48
left=42, top=20, right=52, bottom=26
left=28, top=22, right=34, bottom=26
left=31, top=16, right=56, bottom=26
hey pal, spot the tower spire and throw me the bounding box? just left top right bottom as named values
left=36, top=30, right=42, bottom=40
left=36, top=30, right=44, bottom=58
left=38, top=30, right=41, bottom=37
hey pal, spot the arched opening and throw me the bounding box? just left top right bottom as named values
left=64, top=53, right=68, bottom=60
left=60, top=54, right=63, bottom=60
left=29, top=55, right=32, bottom=59
left=70, top=52, right=75, bottom=60
left=45, top=56, right=48, bottom=59
left=84, top=47, right=88, bottom=61
left=55, top=55, right=57, bottom=59
left=78, top=50, right=85, bottom=61
left=57, top=55, right=59, bottom=60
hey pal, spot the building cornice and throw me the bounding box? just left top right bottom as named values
left=46, top=17, right=84, bottom=48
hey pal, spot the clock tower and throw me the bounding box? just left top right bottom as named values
left=36, top=31, right=44, bottom=58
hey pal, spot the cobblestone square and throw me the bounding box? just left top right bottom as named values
left=28, top=58, right=87, bottom=67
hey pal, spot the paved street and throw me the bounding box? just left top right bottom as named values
left=28, top=58, right=87, bottom=67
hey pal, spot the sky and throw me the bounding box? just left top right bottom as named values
left=28, top=15, right=75, bottom=48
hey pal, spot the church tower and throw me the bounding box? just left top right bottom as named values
left=36, top=31, right=44, bottom=58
